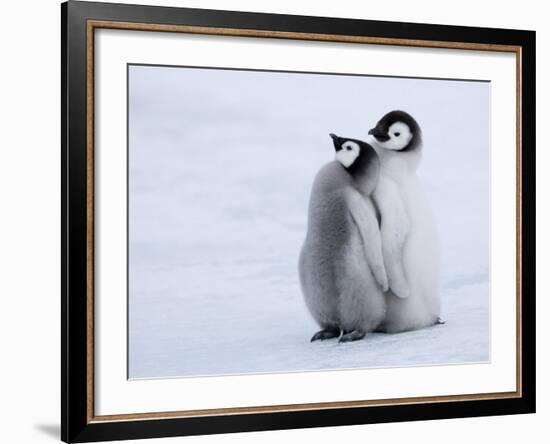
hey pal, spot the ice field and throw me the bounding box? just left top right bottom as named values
left=128, top=65, right=491, bottom=379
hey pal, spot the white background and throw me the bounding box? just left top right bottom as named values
left=0, top=0, right=546, bottom=443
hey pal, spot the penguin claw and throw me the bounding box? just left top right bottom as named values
left=310, top=328, right=340, bottom=342
left=338, top=329, right=366, bottom=343
left=434, top=318, right=446, bottom=325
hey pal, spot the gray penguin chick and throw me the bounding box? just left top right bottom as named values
left=299, top=134, right=388, bottom=343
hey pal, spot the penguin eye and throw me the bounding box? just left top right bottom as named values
left=346, top=146, right=352, bottom=151
left=394, top=132, right=401, bottom=137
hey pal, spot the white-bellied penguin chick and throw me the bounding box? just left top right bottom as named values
left=368, top=110, right=442, bottom=332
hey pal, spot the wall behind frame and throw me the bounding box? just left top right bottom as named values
left=0, top=0, right=546, bottom=443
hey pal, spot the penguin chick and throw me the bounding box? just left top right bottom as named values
left=365, top=110, right=420, bottom=299
left=368, top=111, right=441, bottom=332
left=299, top=134, right=388, bottom=343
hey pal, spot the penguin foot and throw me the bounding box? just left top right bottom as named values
left=339, top=329, right=366, bottom=343
left=310, top=328, right=340, bottom=342
left=434, top=318, right=446, bottom=325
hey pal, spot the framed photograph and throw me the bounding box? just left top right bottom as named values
left=61, top=1, right=535, bottom=442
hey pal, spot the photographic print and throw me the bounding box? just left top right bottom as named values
left=63, top=4, right=535, bottom=441
left=128, top=64, right=491, bottom=379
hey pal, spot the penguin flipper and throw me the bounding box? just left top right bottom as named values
left=383, top=233, right=410, bottom=299
left=373, top=180, right=410, bottom=299
left=346, top=189, right=388, bottom=292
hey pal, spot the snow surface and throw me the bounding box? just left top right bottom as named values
left=128, top=65, right=491, bottom=379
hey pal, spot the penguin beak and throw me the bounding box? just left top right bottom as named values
left=368, top=126, right=390, bottom=141
left=329, top=133, right=341, bottom=151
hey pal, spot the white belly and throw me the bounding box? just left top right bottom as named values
left=376, top=172, right=441, bottom=332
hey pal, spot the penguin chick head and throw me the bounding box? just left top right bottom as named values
left=368, top=110, right=421, bottom=152
left=330, top=133, right=379, bottom=176
left=330, top=133, right=362, bottom=168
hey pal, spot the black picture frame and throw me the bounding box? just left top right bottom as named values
left=61, top=1, right=536, bottom=442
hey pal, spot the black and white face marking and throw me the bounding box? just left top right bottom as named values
left=336, top=140, right=360, bottom=168
left=368, top=110, right=421, bottom=152
left=377, top=122, right=413, bottom=151
left=329, top=133, right=379, bottom=183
